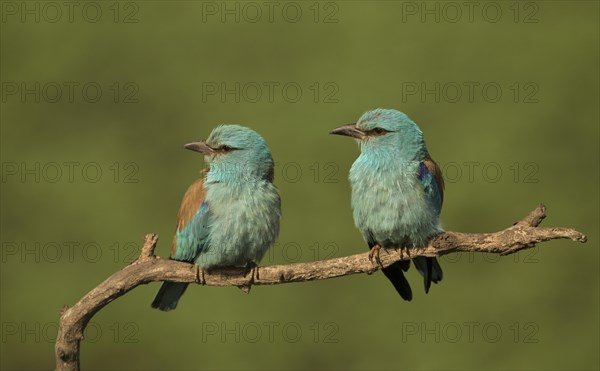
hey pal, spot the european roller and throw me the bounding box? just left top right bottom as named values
left=151, top=125, right=281, bottom=311
left=331, top=109, right=444, bottom=301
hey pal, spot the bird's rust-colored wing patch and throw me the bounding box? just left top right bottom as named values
left=423, top=155, right=445, bottom=204
left=171, top=177, right=207, bottom=257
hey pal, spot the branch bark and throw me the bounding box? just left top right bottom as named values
left=54, top=204, right=586, bottom=371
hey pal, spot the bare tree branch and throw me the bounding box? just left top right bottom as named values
left=54, top=204, right=586, bottom=371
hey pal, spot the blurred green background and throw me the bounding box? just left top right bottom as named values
left=1, top=1, right=598, bottom=370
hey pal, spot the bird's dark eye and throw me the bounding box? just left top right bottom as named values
left=219, top=145, right=236, bottom=152
left=369, top=128, right=390, bottom=136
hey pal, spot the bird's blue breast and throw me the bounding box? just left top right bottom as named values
left=349, top=155, right=442, bottom=247
left=195, top=180, right=281, bottom=269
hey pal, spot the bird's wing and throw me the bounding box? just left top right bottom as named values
left=419, top=155, right=444, bottom=211
left=414, top=156, right=445, bottom=287
left=170, top=177, right=212, bottom=262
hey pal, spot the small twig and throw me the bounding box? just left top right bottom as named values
left=54, top=204, right=586, bottom=371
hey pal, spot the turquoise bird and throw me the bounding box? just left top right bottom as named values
left=331, top=109, right=444, bottom=301
left=152, top=125, right=281, bottom=311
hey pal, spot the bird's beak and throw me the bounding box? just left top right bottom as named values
left=330, top=124, right=365, bottom=140
left=184, top=141, right=214, bottom=154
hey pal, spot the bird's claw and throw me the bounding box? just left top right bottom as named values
left=369, top=245, right=384, bottom=268
left=398, top=246, right=410, bottom=260
left=243, top=261, right=258, bottom=278
left=239, top=261, right=258, bottom=294
left=195, top=265, right=207, bottom=285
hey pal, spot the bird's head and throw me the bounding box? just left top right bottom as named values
left=185, top=124, right=274, bottom=182
left=330, top=108, right=428, bottom=161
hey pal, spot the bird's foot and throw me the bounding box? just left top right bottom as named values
left=239, top=261, right=258, bottom=294
left=399, top=246, right=410, bottom=260
left=368, top=244, right=384, bottom=268
left=243, top=260, right=258, bottom=278
left=195, top=265, right=207, bottom=285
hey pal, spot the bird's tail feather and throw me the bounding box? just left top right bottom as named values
left=151, top=281, right=189, bottom=311
left=382, top=260, right=413, bottom=301
left=431, top=258, right=443, bottom=282
left=413, top=256, right=443, bottom=293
